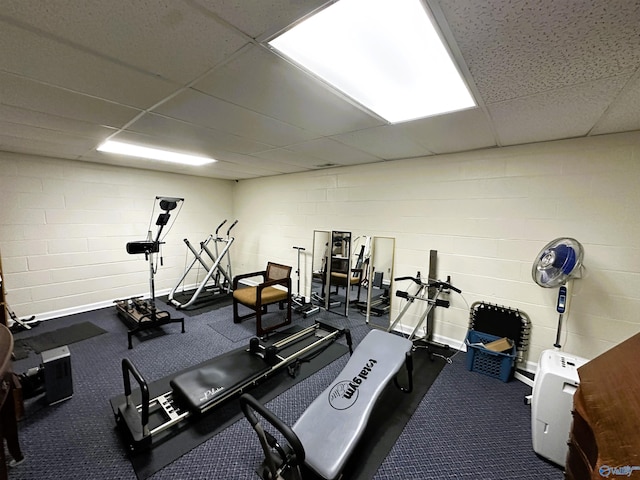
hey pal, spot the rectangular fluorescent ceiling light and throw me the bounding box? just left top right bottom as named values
left=268, top=0, right=476, bottom=124
left=97, top=140, right=216, bottom=166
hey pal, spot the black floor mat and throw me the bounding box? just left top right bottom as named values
left=344, top=346, right=447, bottom=480
left=109, top=329, right=349, bottom=480
left=157, top=291, right=234, bottom=316
left=13, top=321, right=107, bottom=358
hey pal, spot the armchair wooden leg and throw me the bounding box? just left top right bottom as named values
left=233, top=300, right=241, bottom=323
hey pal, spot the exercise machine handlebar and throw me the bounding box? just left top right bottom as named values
left=215, top=219, right=226, bottom=235
left=122, top=358, right=150, bottom=436
left=395, top=290, right=450, bottom=308
left=393, top=275, right=461, bottom=294
left=239, top=393, right=306, bottom=473
left=226, top=219, right=238, bottom=236
left=214, top=219, right=238, bottom=237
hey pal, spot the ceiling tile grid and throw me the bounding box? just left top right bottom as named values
left=0, top=0, right=639, bottom=179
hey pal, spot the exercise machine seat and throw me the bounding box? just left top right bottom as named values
left=232, top=262, right=292, bottom=336
left=170, top=349, right=269, bottom=414
left=293, top=329, right=412, bottom=480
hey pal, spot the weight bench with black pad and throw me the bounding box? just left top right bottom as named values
left=240, top=329, right=414, bottom=480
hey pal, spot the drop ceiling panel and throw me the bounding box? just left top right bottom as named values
left=488, top=75, right=631, bottom=146
left=81, top=149, right=278, bottom=180
left=0, top=121, right=106, bottom=149
left=330, top=126, right=435, bottom=160
left=333, top=108, right=496, bottom=161
left=401, top=108, right=497, bottom=154
left=155, top=89, right=319, bottom=147
left=0, top=133, right=96, bottom=159
left=0, top=104, right=117, bottom=139
left=1, top=72, right=141, bottom=128
left=591, top=73, right=640, bottom=135
left=194, top=45, right=383, bottom=136
left=193, top=0, right=330, bottom=39
left=0, top=0, right=249, bottom=83
left=210, top=151, right=303, bottom=176
left=435, top=0, right=640, bottom=103
left=126, top=113, right=274, bottom=155
left=102, top=129, right=293, bottom=178
left=252, top=147, right=337, bottom=169
left=286, top=138, right=381, bottom=166
left=0, top=21, right=179, bottom=109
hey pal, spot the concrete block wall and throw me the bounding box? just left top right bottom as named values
left=0, top=152, right=234, bottom=320
left=232, top=132, right=640, bottom=369
left=1, top=131, right=639, bottom=370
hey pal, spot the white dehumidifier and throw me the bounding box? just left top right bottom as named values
left=531, top=349, right=587, bottom=466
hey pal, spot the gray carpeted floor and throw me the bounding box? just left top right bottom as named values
left=7, top=300, right=562, bottom=479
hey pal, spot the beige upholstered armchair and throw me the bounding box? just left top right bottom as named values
left=232, top=262, right=292, bottom=336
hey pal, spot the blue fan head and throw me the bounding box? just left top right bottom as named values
left=551, top=244, right=577, bottom=275
left=532, top=238, right=583, bottom=287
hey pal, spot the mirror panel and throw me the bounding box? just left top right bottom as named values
left=311, top=230, right=330, bottom=309
left=350, top=235, right=371, bottom=316
left=310, top=230, right=380, bottom=319
left=327, top=231, right=352, bottom=316
left=366, top=236, right=395, bottom=329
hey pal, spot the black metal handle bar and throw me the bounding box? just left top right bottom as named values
left=215, top=220, right=227, bottom=235
left=239, top=393, right=306, bottom=463
left=121, top=358, right=149, bottom=431
left=226, top=219, right=238, bottom=236
left=393, top=276, right=461, bottom=294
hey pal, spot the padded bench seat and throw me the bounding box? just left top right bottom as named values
left=293, top=329, right=412, bottom=480
left=170, top=348, right=270, bottom=414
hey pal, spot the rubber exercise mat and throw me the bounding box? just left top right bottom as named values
left=207, top=309, right=288, bottom=343
left=13, top=321, right=107, bottom=356
left=109, top=332, right=349, bottom=480
left=207, top=315, right=255, bottom=343
left=157, top=291, right=234, bottom=316
left=343, top=346, right=447, bottom=480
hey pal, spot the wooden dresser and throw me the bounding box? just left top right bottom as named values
left=1, top=324, right=24, bottom=480
left=566, top=332, right=640, bottom=479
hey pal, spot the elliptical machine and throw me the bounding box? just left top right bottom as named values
left=115, top=196, right=185, bottom=349
left=168, top=219, right=238, bottom=309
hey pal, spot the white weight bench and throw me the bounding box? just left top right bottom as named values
left=240, top=329, right=413, bottom=480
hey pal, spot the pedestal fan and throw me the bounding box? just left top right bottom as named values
left=531, top=237, right=584, bottom=349
left=530, top=237, right=587, bottom=466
